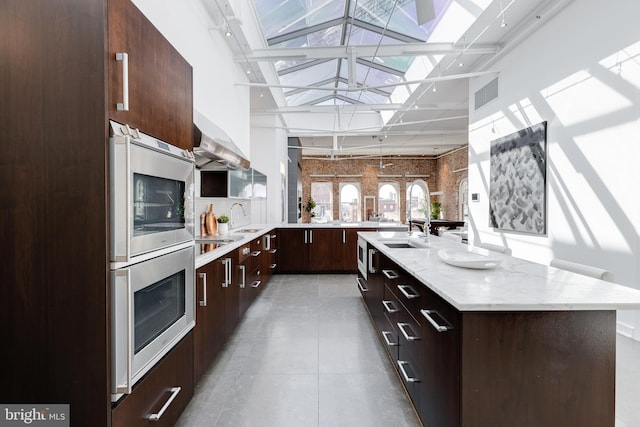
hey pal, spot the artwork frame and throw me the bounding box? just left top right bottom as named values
left=489, top=121, right=547, bottom=235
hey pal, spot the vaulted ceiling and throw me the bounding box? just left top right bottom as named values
left=202, top=0, right=574, bottom=158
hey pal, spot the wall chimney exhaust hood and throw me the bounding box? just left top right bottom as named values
left=193, top=110, right=250, bottom=170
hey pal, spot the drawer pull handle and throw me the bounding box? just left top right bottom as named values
left=270, top=249, right=277, bottom=254
left=251, top=280, right=261, bottom=288
left=420, top=309, right=453, bottom=332
left=381, top=331, right=398, bottom=346
left=382, top=300, right=399, bottom=313
left=251, top=250, right=261, bottom=257
left=356, top=277, right=368, bottom=292
left=149, top=386, right=181, bottom=421
left=270, top=263, right=277, bottom=269
left=397, top=361, right=419, bottom=383
left=382, top=269, right=398, bottom=280
left=397, top=322, right=420, bottom=341
left=397, top=284, right=419, bottom=299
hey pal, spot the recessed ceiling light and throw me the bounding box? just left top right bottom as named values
left=224, top=27, right=232, bottom=37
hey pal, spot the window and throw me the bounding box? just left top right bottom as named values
left=378, top=183, right=399, bottom=221
left=406, top=180, right=429, bottom=220
left=311, top=182, right=333, bottom=222
left=458, top=178, right=468, bottom=222
left=340, top=183, right=361, bottom=222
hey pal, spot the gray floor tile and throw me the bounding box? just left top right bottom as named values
left=178, top=273, right=640, bottom=427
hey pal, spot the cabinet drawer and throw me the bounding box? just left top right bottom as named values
left=112, top=332, right=194, bottom=427
left=383, top=268, right=426, bottom=322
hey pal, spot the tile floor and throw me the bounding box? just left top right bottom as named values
left=176, top=274, right=640, bottom=427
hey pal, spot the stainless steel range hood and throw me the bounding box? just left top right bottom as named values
left=193, top=110, right=250, bottom=170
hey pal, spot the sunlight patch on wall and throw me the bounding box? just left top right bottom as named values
left=599, top=40, right=640, bottom=90
left=542, top=69, right=633, bottom=128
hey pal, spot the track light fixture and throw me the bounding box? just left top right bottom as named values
left=500, top=2, right=507, bottom=28
left=224, top=26, right=232, bottom=37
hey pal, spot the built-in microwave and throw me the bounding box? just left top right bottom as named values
left=109, top=120, right=195, bottom=265
left=357, top=236, right=368, bottom=279
left=111, top=245, right=195, bottom=402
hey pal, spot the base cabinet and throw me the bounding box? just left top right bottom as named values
left=277, top=227, right=372, bottom=273
left=364, top=253, right=616, bottom=427
left=112, top=332, right=194, bottom=427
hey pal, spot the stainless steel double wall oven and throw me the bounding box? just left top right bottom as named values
left=109, top=121, right=196, bottom=402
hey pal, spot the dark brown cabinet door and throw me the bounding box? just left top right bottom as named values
left=307, top=228, right=336, bottom=271
left=112, top=332, right=194, bottom=427
left=276, top=229, right=308, bottom=272
left=193, top=259, right=228, bottom=382
left=108, top=0, right=193, bottom=150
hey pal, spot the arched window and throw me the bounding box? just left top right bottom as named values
left=340, top=183, right=361, bottom=222
left=406, top=180, right=429, bottom=220
left=378, top=183, right=399, bottom=221
left=458, top=178, right=468, bottom=222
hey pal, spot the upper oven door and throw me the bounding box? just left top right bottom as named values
left=110, top=127, right=195, bottom=263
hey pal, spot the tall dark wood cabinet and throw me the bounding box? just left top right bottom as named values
left=1, top=1, right=193, bottom=426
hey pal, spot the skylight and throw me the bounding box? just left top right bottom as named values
left=252, top=0, right=451, bottom=107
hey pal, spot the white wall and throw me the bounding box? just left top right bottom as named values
left=131, top=0, right=251, bottom=157
left=251, top=115, right=289, bottom=224
left=468, top=0, right=640, bottom=338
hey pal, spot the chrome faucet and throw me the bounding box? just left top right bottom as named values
left=230, top=202, right=247, bottom=229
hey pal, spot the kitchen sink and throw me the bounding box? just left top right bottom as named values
left=238, top=228, right=261, bottom=233
left=380, top=238, right=430, bottom=249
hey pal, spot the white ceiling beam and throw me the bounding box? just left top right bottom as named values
left=251, top=102, right=468, bottom=115
left=237, top=70, right=497, bottom=92
left=241, top=43, right=501, bottom=61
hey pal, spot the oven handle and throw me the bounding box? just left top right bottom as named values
left=114, top=269, right=133, bottom=395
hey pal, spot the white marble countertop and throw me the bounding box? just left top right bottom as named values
left=359, top=231, right=640, bottom=312
left=195, top=222, right=407, bottom=268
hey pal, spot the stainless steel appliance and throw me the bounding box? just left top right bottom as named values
left=357, top=236, right=368, bottom=279
left=111, top=246, right=195, bottom=402
left=109, top=120, right=195, bottom=264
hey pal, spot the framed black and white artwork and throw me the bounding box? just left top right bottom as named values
left=489, top=121, right=547, bottom=234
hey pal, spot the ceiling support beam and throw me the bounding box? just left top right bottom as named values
left=241, top=42, right=500, bottom=62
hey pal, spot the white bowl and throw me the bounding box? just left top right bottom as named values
left=437, top=248, right=501, bottom=269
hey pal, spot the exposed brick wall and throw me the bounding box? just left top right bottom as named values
left=300, top=147, right=468, bottom=223
left=436, top=146, right=469, bottom=221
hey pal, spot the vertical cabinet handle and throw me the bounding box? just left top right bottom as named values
left=265, top=235, right=271, bottom=251
left=420, top=309, right=453, bottom=332
left=198, top=273, right=207, bottom=307
left=342, top=229, right=346, bottom=243
left=239, top=265, right=246, bottom=288
left=304, top=230, right=307, bottom=244
left=148, top=387, right=181, bottom=421
left=222, top=258, right=232, bottom=288
left=368, top=249, right=377, bottom=273
left=309, top=230, right=313, bottom=244
left=115, top=52, right=129, bottom=111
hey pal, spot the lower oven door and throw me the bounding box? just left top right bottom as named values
left=111, top=245, right=195, bottom=401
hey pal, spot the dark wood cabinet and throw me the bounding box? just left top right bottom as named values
left=108, top=0, right=193, bottom=149
left=2, top=1, right=193, bottom=426
left=276, top=227, right=372, bottom=273
left=276, top=229, right=308, bottom=272
left=361, top=251, right=616, bottom=427
left=194, top=258, right=229, bottom=382
left=112, top=332, right=194, bottom=427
